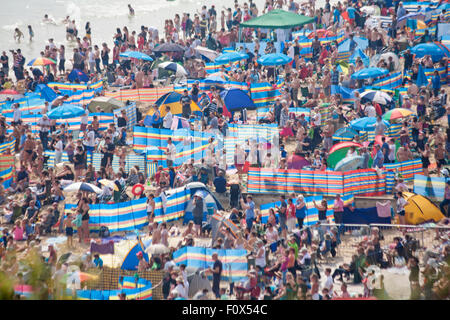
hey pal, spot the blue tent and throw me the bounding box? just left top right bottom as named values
left=416, top=64, right=429, bottom=87
left=35, top=84, right=58, bottom=102
left=68, top=69, right=89, bottom=83
left=220, top=88, right=256, bottom=111
left=121, top=241, right=149, bottom=270
left=338, top=36, right=368, bottom=52
left=349, top=48, right=370, bottom=67
left=47, top=103, right=85, bottom=119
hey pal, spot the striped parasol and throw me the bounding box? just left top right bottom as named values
left=27, top=57, right=57, bottom=66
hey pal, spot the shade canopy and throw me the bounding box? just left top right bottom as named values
left=219, top=88, right=256, bottom=111
left=351, top=67, right=389, bottom=80
left=239, top=9, right=315, bottom=29
left=257, top=53, right=293, bottom=66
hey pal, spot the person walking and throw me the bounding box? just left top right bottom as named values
left=208, top=252, right=223, bottom=299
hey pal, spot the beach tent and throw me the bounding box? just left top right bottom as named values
left=68, top=69, right=89, bottom=83
left=121, top=239, right=149, bottom=270
left=338, top=37, right=369, bottom=60
left=239, top=9, right=315, bottom=29
left=144, top=92, right=201, bottom=119
left=402, top=192, right=445, bottom=225
left=35, top=84, right=58, bottom=102
left=219, top=88, right=255, bottom=111
left=88, top=96, right=125, bottom=113
left=327, top=141, right=363, bottom=168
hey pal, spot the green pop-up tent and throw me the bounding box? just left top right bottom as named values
left=240, top=9, right=315, bottom=29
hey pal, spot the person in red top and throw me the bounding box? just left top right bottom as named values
left=286, top=198, right=297, bottom=232
left=154, top=165, right=164, bottom=185
left=318, top=47, right=329, bottom=66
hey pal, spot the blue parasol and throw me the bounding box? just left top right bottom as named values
left=411, top=43, right=448, bottom=62
left=257, top=53, right=293, bottom=66
left=119, top=51, right=153, bottom=61
left=351, top=67, right=389, bottom=80
left=215, top=51, right=248, bottom=64
left=349, top=117, right=389, bottom=131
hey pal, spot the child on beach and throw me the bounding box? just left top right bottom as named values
left=64, top=213, right=74, bottom=248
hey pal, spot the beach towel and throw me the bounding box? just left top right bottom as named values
left=376, top=201, right=392, bottom=218
left=90, top=241, right=115, bottom=255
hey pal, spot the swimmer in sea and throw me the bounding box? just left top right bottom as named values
left=43, top=14, right=56, bottom=24
left=128, top=4, right=135, bottom=16
left=14, top=28, right=24, bottom=43
left=28, top=25, right=34, bottom=42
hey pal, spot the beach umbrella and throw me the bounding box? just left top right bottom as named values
left=349, top=117, right=389, bottom=131
left=0, top=89, right=23, bottom=101
left=152, top=43, right=185, bottom=53
left=328, top=141, right=363, bottom=169
left=195, top=46, right=219, bottom=61
left=158, top=61, right=187, bottom=76
left=119, top=51, right=153, bottom=61
left=287, top=154, right=310, bottom=169
left=411, top=43, right=448, bottom=62
left=215, top=51, right=248, bottom=64
left=63, top=182, right=102, bottom=194
left=335, top=155, right=365, bottom=172
left=334, top=155, right=365, bottom=172
left=332, top=127, right=359, bottom=141
left=338, top=36, right=369, bottom=52
left=219, top=88, right=256, bottom=111
left=146, top=244, right=170, bottom=255
left=351, top=67, right=389, bottom=80
left=47, top=103, right=85, bottom=119
left=360, top=90, right=392, bottom=105
left=397, top=12, right=426, bottom=23
left=416, top=64, right=429, bottom=88
left=27, top=57, right=57, bottom=67
left=382, top=108, right=414, bottom=121
left=307, top=29, right=335, bottom=39
left=99, top=179, right=119, bottom=191
left=257, top=53, right=292, bottom=66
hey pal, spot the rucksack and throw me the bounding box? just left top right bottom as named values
left=99, top=226, right=110, bottom=238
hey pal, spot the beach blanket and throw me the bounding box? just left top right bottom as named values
left=90, top=241, right=115, bottom=255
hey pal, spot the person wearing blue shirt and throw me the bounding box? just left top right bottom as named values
left=396, top=2, right=406, bottom=19
left=348, top=34, right=357, bottom=54
left=333, top=7, right=340, bottom=24
left=280, top=144, right=287, bottom=158
left=295, top=194, right=306, bottom=229
left=432, top=71, right=441, bottom=97
left=372, top=144, right=384, bottom=169
left=240, top=195, right=255, bottom=231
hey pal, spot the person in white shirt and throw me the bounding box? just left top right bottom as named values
left=163, top=106, right=173, bottom=129
left=255, top=240, right=266, bottom=269
left=54, top=135, right=64, bottom=164
left=12, top=103, right=21, bottom=125
left=174, top=276, right=188, bottom=299
left=166, top=137, right=177, bottom=167
left=312, top=109, right=321, bottom=126
left=388, top=139, right=396, bottom=163
left=300, top=248, right=311, bottom=265
left=88, top=47, right=96, bottom=74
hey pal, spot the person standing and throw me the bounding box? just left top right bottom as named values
left=165, top=138, right=177, bottom=168
left=163, top=106, right=173, bottom=129
left=208, top=253, right=223, bottom=299
left=286, top=198, right=297, bottom=232
left=295, top=194, right=306, bottom=229
left=275, top=195, right=288, bottom=239
left=37, top=114, right=51, bottom=150
left=396, top=191, right=408, bottom=225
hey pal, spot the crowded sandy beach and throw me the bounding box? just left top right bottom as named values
left=0, top=0, right=449, bottom=301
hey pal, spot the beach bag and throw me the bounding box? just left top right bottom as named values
left=72, top=214, right=82, bottom=228
left=99, top=226, right=110, bottom=238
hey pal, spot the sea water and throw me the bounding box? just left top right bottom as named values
left=0, top=0, right=328, bottom=61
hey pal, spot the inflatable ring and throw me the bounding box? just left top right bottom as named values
left=132, top=184, right=145, bottom=197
